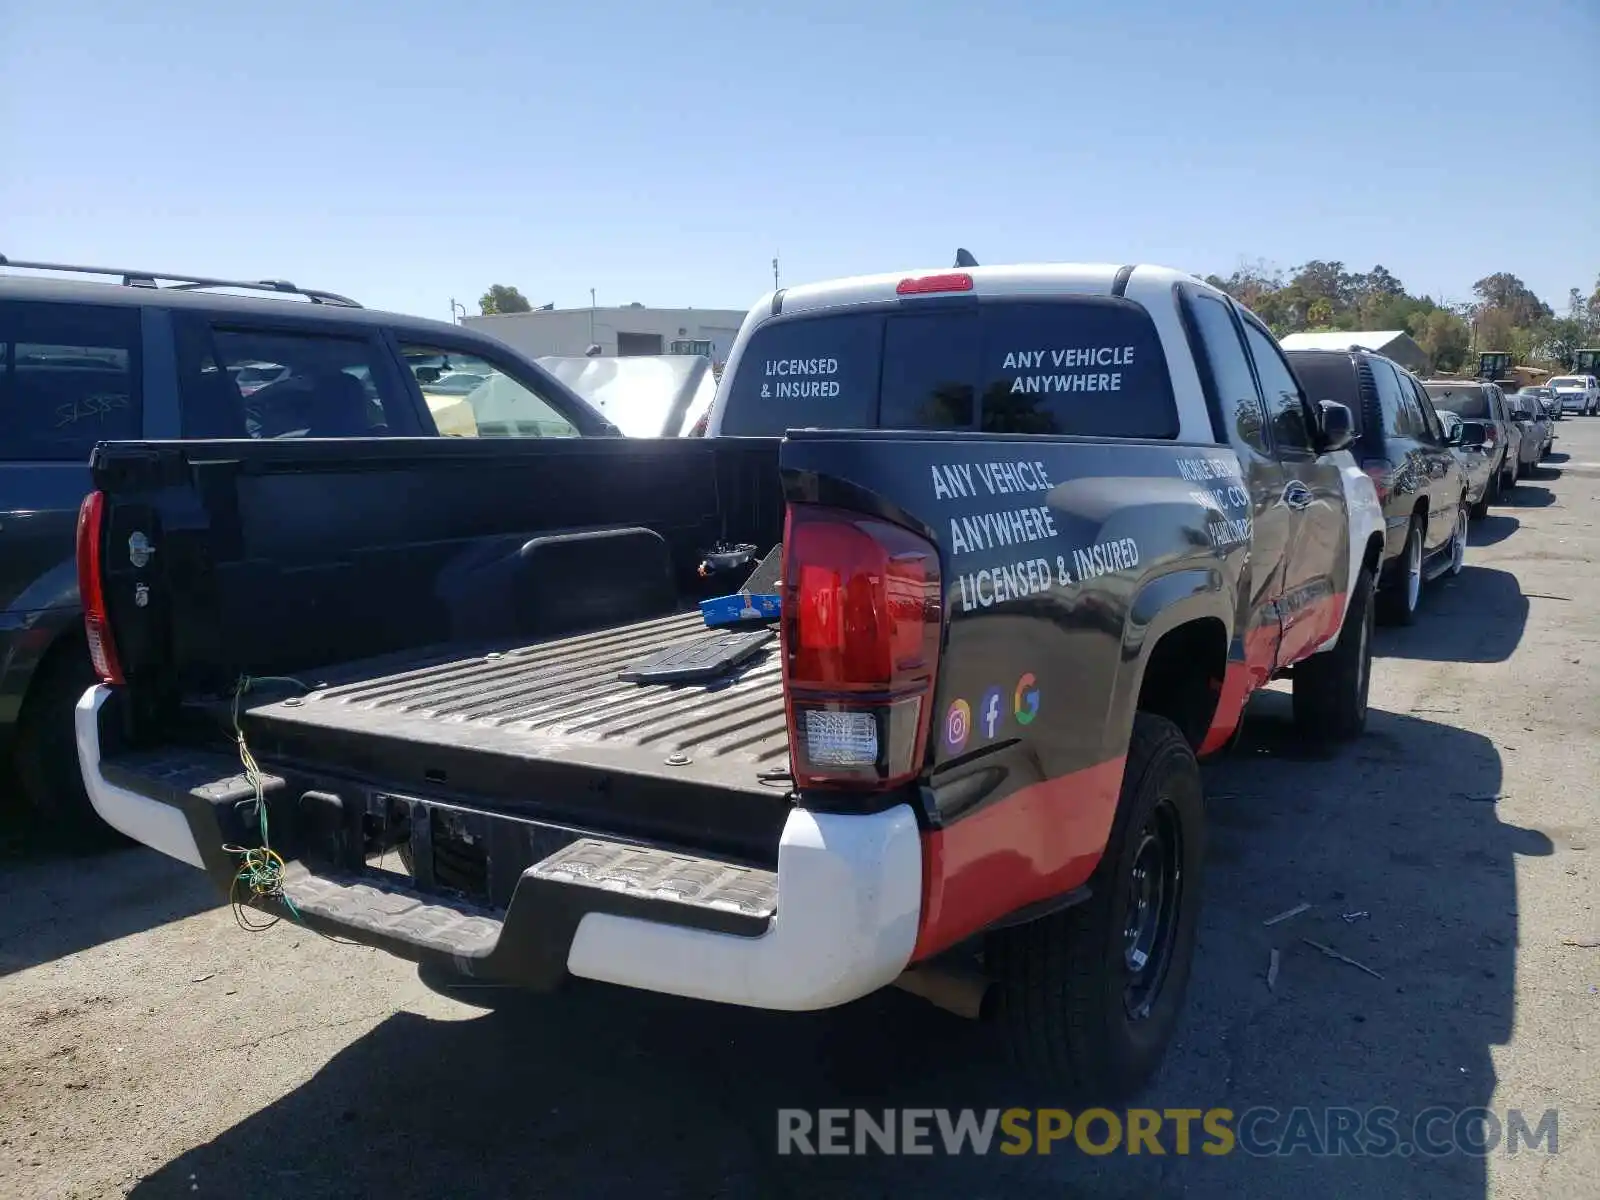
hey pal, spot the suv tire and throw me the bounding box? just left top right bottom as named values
left=1292, top=566, right=1374, bottom=742
left=14, top=645, right=124, bottom=849
left=1376, top=516, right=1423, bottom=627
left=987, top=713, right=1204, bottom=1102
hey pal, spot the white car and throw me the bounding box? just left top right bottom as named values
left=1548, top=374, right=1599, bottom=416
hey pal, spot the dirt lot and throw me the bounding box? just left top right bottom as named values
left=3, top=425, right=1597, bottom=1200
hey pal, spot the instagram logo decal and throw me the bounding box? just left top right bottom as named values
left=944, top=699, right=972, bottom=753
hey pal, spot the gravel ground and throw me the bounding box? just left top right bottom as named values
left=2, top=425, right=1597, bottom=1200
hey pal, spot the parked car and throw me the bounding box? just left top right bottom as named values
left=0, top=255, right=617, bottom=839
left=1547, top=374, right=1599, bottom=416
left=1503, top=392, right=1553, bottom=470
left=1440, top=413, right=1497, bottom=513
left=1517, top=385, right=1560, bottom=420
left=1422, top=379, right=1520, bottom=496
left=76, top=261, right=1383, bottom=1101
left=1288, top=348, right=1468, bottom=620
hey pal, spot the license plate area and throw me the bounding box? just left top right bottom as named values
left=356, top=793, right=597, bottom=909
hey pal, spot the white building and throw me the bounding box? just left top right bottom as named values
left=465, top=304, right=748, bottom=366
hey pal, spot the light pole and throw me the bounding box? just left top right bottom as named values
left=450, top=298, right=467, bottom=325
left=589, top=287, right=596, bottom=345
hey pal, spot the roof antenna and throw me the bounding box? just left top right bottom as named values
left=954, top=248, right=978, bottom=268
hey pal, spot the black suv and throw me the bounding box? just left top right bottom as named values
left=1, top=256, right=614, bottom=838
left=1287, top=347, right=1467, bottom=626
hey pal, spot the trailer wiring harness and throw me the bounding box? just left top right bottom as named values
left=222, top=675, right=353, bottom=944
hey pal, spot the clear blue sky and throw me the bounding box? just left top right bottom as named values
left=4, top=0, right=1597, bottom=321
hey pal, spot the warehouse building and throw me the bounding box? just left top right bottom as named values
left=465, top=304, right=748, bottom=365
left=1279, top=329, right=1428, bottom=374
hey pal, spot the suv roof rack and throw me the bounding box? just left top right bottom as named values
left=0, top=254, right=362, bottom=308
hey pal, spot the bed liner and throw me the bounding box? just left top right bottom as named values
left=240, top=610, right=793, bottom=798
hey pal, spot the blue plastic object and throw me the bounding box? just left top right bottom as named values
left=699, top=591, right=782, bottom=628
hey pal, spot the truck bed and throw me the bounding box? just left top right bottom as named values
left=241, top=610, right=792, bottom=798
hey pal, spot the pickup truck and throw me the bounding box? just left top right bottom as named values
left=0, top=256, right=613, bottom=840
left=75, top=262, right=1383, bottom=1100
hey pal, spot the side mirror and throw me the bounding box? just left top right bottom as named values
left=1446, top=424, right=1463, bottom=446
left=1316, top=399, right=1356, bottom=453
left=1460, top=421, right=1488, bottom=448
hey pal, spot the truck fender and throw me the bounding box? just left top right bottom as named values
left=1109, top=567, right=1235, bottom=753
left=1316, top=457, right=1384, bottom=654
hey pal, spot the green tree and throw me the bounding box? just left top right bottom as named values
left=1471, top=272, right=1552, bottom=327
left=1410, top=308, right=1470, bottom=373
left=1539, top=317, right=1589, bottom=369
left=479, top=284, right=533, bottom=315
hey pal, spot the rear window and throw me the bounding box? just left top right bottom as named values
left=0, top=299, right=143, bottom=460
left=720, top=298, right=1178, bottom=439
left=1548, top=376, right=1583, bottom=388
left=1285, top=353, right=1363, bottom=436
left=1423, top=381, right=1489, bottom=419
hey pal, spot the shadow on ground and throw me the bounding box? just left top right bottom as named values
left=127, top=700, right=1544, bottom=1200
left=1468, top=515, right=1519, bottom=548
left=0, top=776, right=218, bottom=977
left=1375, top=566, right=1528, bottom=663
left=1497, top=483, right=1554, bottom=508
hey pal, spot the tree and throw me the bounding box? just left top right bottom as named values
left=1471, top=272, right=1551, bottom=327
left=1410, top=309, right=1471, bottom=373
left=1538, top=317, right=1589, bottom=369
left=479, top=284, right=533, bottom=315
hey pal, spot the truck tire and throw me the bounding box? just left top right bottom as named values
left=1376, top=516, right=1422, bottom=627
left=986, top=713, right=1203, bottom=1102
left=1292, top=566, right=1374, bottom=742
left=14, top=644, right=124, bottom=849
left=1469, top=485, right=1491, bottom=521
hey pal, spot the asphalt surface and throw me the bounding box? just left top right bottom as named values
left=3, top=423, right=1597, bottom=1199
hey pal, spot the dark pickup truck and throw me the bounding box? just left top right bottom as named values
left=76, top=262, right=1383, bottom=1099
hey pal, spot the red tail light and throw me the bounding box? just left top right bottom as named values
left=75, top=490, right=124, bottom=685
left=896, top=272, right=973, bottom=296
left=780, top=505, right=942, bottom=789
left=1480, top=424, right=1498, bottom=447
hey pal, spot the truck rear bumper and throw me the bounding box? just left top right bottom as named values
left=75, top=686, right=922, bottom=1011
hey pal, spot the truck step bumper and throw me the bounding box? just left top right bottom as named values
left=75, top=686, right=922, bottom=1011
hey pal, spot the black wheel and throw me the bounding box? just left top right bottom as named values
left=1469, top=486, right=1491, bottom=520
left=986, top=713, right=1203, bottom=1102
left=1292, top=566, right=1375, bottom=742
left=13, top=643, right=124, bottom=848
left=1376, top=517, right=1423, bottom=627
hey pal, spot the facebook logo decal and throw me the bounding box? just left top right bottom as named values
left=980, top=688, right=1004, bottom=739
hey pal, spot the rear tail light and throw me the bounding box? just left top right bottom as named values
left=1361, top=462, right=1392, bottom=506
left=780, top=505, right=943, bottom=789
left=1480, top=424, right=1498, bottom=446
left=896, top=272, right=973, bottom=296
left=75, top=490, right=124, bottom=685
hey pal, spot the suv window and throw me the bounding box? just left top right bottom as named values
left=721, top=298, right=1179, bottom=439
left=1239, top=319, right=1311, bottom=452
left=179, top=327, right=405, bottom=439
left=1423, top=381, right=1490, bottom=420
left=399, top=344, right=580, bottom=438
left=1190, top=295, right=1271, bottom=453
left=1407, top=376, right=1445, bottom=441
left=0, top=300, right=142, bottom=459
left=1369, top=358, right=1413, bottom=437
